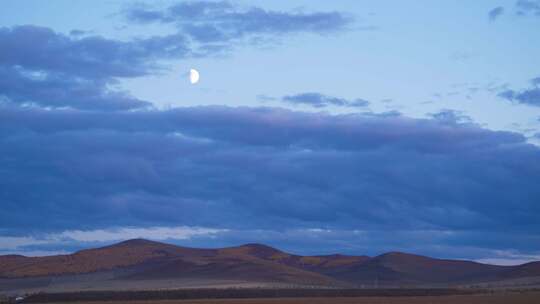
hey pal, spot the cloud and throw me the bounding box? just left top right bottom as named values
left=0, top=226, right=226, bottom=256
left=0, top=1, right=354, bottom=111
left=256, top=94, right=277, bottom=102
left=499, top=88, right=540, bottom=106
left=490, top=1, right=540, bottom=19
left=0, top=8, right=537, bottom=259
left=0, top=236, right=52, bottom=251
left=429, top=109, right=473, bottom=125
left=0, top=66, right=151, bottom=111
left=58, top=226, right=226, bottom=243
left=0, top=25, right=191, bottom=110
left=488, top=6, right=505, bottom=21
left=516, top=0, right=540, bottom=16
left=282, top=92, right=370, bottom=108
left=0, top=105, right=539, bottom=260
left=0, top=25, right=187, bottom=79
left=476, top=250, right=540, bottom=266
left=498, top=76, right=540, bottom=107
left=124, top=1, right=353, bottom=44
left=1, top=3, right=537, bottom=263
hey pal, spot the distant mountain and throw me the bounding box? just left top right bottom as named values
left=324, top=251, right=506, bottom=285
left=1, top=239, right=540, bottom=292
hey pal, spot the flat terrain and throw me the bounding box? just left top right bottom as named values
left=35, top=292, right=540, bottom=304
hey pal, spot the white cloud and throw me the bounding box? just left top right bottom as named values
left=476, top=250, right=540, bottom=266
left=57, top=226, right=227, bottom=242
left=0, top=236, right=51, bottom=250
left=0, top=226, right=228, bottom=256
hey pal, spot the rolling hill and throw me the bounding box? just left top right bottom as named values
left=1, top=239, right=540, bottom=293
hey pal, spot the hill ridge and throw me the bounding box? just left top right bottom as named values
left=2, top=238, right=540, bottom=288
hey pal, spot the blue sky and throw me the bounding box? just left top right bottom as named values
left=0, top=0, right=540, bottom=265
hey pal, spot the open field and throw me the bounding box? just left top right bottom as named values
left=4, top=289, right=538, bottom=304
left=24, top=292, right=540, bottom=304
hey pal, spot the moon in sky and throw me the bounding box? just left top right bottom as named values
left=189, top=68, right=200, bottom=84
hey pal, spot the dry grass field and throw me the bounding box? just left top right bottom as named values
left=35, top=291, right=540, bottom=304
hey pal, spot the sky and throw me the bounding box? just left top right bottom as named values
left=0, top=0, right=539, bottom=266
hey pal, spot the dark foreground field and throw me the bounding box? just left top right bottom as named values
left=5, top=289, right=539, bottom=304
left=23, top=292, right=540, bottom=304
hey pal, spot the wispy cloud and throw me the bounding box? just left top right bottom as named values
left=281, top=92, right=370, bottom=108
left=124, top=1, right=353, bottom=44
left=58, top=226, right=227, bottom=243
left=498, top=76, right=540, bottom=107
left=476, top=250, right=540, bottom=266
left=0, top=226, right=227, bottom=256
left=488, top=6, right=505, bottom=21
left=516, top=0, right=540, bottom=16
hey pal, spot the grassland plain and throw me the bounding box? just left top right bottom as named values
left=24, top=291, right=540, bottom=304
left=5, top=289, right=539, bottom=304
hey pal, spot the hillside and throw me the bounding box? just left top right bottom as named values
left=1, top=239, right=540, bottom=292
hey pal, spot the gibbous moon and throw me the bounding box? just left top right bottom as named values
left=189, top=68, right=200, bottom=84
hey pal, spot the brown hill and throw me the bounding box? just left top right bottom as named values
left=1, top=239, right=540, bottom=289
left=0, top=239, right=210, bottom=278
left=124, top=242, right=340, bottom=286
left=329, top=251, right=507, bottom=285
left=220, top=244, right=370, bottom=272
left=0, top=240, right=339, bottom=287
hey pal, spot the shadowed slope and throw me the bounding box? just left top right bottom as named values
left=327, top=252, right=507, bottom=285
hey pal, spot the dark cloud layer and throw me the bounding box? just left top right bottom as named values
left=282, top=92, right=370, bottom=108
left=1, top=104, right=539, bottom=258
